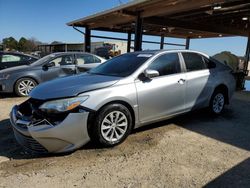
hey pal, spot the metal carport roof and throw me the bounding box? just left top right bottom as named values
left=67, top=0, right=250, bottom=38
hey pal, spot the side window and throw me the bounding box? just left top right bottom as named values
left=202, top=56, right=216, bottom=69
left=20, top=55, right=33, bottom=61
left=1, top=55, right=21, bottom=63
left=93, top=55, right=101, bottom=63
left=76, top=54, right=95, bottom=65
left=48, top=55, right=73, bottom=67
left=147, top=53, right=181, bottom=77
left=182, top=52, right=207, bottom=72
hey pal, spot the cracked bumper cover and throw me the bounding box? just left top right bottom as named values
left=10, top=105, right=91, bottom=153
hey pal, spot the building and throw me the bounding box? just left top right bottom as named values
left=38, top=41, right=128, bottom=57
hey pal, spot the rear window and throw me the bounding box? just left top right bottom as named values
left=76, top=54, right=101, bottom=65
left=1, top=54, right=21, bottom=63
left=182, top=52, right=207, bottom=72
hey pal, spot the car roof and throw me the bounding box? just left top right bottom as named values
left=50, top=52, right=106, bottom=60
left=0, top=51, right=39, bottom=59
left=51, top=52, right=93, bottom=55
left=135, top=49, right=210, bottom=58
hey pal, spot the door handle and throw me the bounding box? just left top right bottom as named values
left=178, top=79, right=186, bottom=84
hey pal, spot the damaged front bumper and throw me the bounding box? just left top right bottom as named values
left=10, top=101, right=91, bottom=153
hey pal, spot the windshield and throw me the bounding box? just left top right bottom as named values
left=30, top=54, right=56, bottom=66
left=89, top=53, right=153, bottom=77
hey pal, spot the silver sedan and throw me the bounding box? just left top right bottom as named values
left=10, top=50, right=236, bottom=153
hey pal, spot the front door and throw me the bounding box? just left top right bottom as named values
left=42, top=54, right=75, bottom=82
left=135, top=53, right=186, bottom=124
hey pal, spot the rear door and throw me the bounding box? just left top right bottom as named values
left=41, top=54, right=75, bottom=82
left=135, top=52, right=186, bottom=123
left=75, top=54, right=102, bottom=73
left=181, top=52, right=211, bottom=110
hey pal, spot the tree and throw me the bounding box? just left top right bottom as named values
left=2, top=36, right=44, bottom=52
left=27, top=37, right=43, bottom=52
left=2, top=37, right=18, bottom=50
left=18, top=37, right=28, bottom=51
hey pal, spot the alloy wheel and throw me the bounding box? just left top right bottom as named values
left=18, top=80, right=36, bottom=96
left=101, top=111, right=128, bottom=142
left=212, top=93, right=225, bottom=113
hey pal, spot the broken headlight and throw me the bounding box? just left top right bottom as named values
left=39, top=96, right=89, bottom=113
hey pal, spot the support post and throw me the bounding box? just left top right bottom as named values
left=244, top=34, right=250, bottom=71
left=127, top=31, right=131, bottom=53
left=85, top=26, right=91, bottom=52
left=236, top=34, right=250, bottom=90
left=185, top=37, right=190, bottom=50
left=65, top=44, right=68, bottom=52
left=134, top=13, right=143, bottom=51
left=160, top=35, right=164, bottom=49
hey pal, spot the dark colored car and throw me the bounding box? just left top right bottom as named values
left=0, top=52, right=105, bottom=96
left=0, top=52, right=38, bottom=70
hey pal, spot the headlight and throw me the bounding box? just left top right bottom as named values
left=39, top=96, right=89, bottom=113
left=0, top=74, right=10, bottom=80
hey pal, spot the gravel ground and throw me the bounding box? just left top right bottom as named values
left=0, top=91, right=250, bottom=188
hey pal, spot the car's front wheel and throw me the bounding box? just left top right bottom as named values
left=15, top=78, right=37, bottom=97
left=89, top=103, right=133, bottom=147
left=209, top=89, right=226, bottom=114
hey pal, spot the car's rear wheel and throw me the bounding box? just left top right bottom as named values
left=15, top=78, right=37, bottom=97
left=89, top=103, right=133, bottom=147
left=209, top=89, right=226, bottom=114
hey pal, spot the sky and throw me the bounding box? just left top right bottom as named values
left=0, top=0, right=248, bottom=56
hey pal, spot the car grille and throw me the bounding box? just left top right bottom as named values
left=13, top=129, right=48, bottom=153
left=16, top=98, right=69, bottom=128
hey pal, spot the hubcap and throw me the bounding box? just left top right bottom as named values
left=101, top=111, right=128, bottom=142
left=18, top=80, right=36, bottom=96
left=212, top=93, right=224, bottom=113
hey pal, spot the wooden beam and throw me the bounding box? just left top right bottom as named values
left=88, top=14, right=134, bottom=29
left=170, top=0, right=250, bottom=19
left=144, top=17, right=249, bottom=36
left=141, top=0, right=225, bottom=18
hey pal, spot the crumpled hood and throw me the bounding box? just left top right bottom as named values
left=30, top=73, right=120, bottom=100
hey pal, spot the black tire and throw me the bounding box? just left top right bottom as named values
left=209, top=89, right=226, bottom=115
left=89, top=103, right=133, bottom=147
left=15, top=78, right=37, bottom=97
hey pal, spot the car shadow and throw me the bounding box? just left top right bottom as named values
left=134, top=92, right=250, bottom=152
left=204, top=157, right=250, bottom=187
left=0, top=119, right=25, bottom=159
left=0, top=93, right=18, bottom=99
left=0, top=119, right=47, bottom=160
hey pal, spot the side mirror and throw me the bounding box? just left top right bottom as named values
left=46, top=61, right=55, bottom=67
left=43, top=61, right=55, bottom=69
left=144, top=69, right=159, bottom=79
